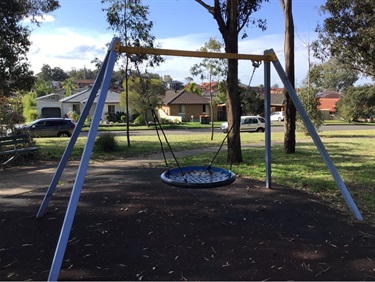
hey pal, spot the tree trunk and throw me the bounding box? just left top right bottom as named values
left=225, top=0, right=242, bottom=163
left=281, top=0, right=296, bottom=154
left=209, top=74, right=214, bottom=141
left=195, top=0, right=242, bottom=163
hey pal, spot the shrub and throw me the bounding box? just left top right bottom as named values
left=84, top=116, right=92, bottom=126
left=134, top=115, right=145, bottom=125
left=94, top=133, right=117, bottom=152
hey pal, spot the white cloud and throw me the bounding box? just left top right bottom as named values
left=23, top=14, right=56, bottom=24
left=28, top=28, right=113, bottom=73
left=27, top=29, right=313, bottom=86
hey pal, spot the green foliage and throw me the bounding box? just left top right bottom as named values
left=68, top=68, right=99, bottom=79
left=313, top=0, right=375, bottom=78
left=296, top=87, right=324, bottom=134
left=120, top=115, right=126, bottom=123
left=336, top=85, right=375, bottom=122
left=133, top=115, right=145, bottom=125
left=190, top=38, right=227, bottom=83
left=239, top=86, right=264, bottom=115
left=32, top=77, right=54, bottom=97
left=0, top=0, right=59, bottom=96
left=104, top=111, right=126, bottom=123
left=102, top=0, right=164, bottom=68
left=94, top=133, right=117, bottom=152
left=214, top=81, right=227, bottom=104
left=62, top=77, right=77, bottom=97
left=121, top=76, right=165, bottom=124
left=184, top=82, right=202, bottom=95
left=84, top=116, right=92, bottom=127
left=22, top=93, right=38, bottom=122
left=69, top=111, right=80, bottom=123
left=0, top=95, right=25, bottom=135
left=39, top=64, right=69, bottom=82
left=308, top=58, right=359, bottom=93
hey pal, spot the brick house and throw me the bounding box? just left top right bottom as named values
left=160, top=90, right=216, bottom=122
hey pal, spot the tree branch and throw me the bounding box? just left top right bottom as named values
left=195, top=0, right=227, bottom=41
left=195, top=0, right=214, bottom=14
left=279, top=0, right=285, bottom=11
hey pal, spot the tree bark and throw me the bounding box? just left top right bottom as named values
left=195, top=0, right=242, bottom=163
left=225, top=0, right=242, bottom=163
left=281, top=0, right=296, bottom=154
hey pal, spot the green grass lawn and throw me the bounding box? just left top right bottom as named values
left=34, top=129, right=375, bottom=223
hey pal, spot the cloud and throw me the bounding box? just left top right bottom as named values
left=27, top=28, right=313, bottom=86
left=151, top=33, right=312, bottom=86
left=22, top=14, right=56, bottom=24
left=28, top=27, right=112, bottom=73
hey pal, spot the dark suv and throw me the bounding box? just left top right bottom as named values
left=18, top=118, right=76, bottom=137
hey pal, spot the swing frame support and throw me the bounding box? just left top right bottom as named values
left=38, top=37, right=363, bottom=281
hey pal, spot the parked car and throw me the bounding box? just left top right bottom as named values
left=270, top=111, right=285, bottom=121
left=220, top=116, right=265, bottom=133
left=15, top=118, right=76, bottom=137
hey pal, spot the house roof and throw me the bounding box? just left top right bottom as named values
left=163, top=90, right=209, bottom=105
left=317, top=90, right=341, bottom=98
left=60, top=88, right=92, bottom=103
left=60, top=87, right=121, bottom=104
left=92, top=91, right=120, bottom=104
left=36, top=92, right=64, bottom=102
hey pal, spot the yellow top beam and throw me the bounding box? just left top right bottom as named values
left=117, top=46, right=278, bottom=62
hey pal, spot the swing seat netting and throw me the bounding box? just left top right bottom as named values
left=161, top=166, right=236, bottom=188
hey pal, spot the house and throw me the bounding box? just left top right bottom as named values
left=165, top=80, right=184, bottom=91
left=159, top=90, right=216, bottom=122
left=36, top=89, right=66, bottom=118
left=36, top=87, right=125, bottom=122
left=60, top=88, right=125, bottom=121
left=317, top=90, right=341, bottom=117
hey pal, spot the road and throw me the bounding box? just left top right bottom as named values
left=81, top=124, right=374, bottom=137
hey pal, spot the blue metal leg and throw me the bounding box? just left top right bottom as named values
left=263, top=55, right=272, bottom=188
left=47, top=38, right=120, bottom=281
left=36, top=51, right=111, bottom=218
left=271, top=54, right=363, bottom=221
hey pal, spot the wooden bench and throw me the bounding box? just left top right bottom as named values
left=0, top=134, right=38, bottom=168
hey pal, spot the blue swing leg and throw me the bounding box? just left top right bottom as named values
left=270, top=51, right=363, bottom=221
left=36, top=46, right=112, bottom=218
left=47, top=38, right=120, bottom=281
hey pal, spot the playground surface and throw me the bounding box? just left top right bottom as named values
left=1, top=154, right=375, bottom=281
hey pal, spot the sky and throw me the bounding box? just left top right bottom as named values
left=25, top=0, right=329, bottom=87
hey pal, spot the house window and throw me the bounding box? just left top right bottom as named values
left=72, top=104, right=80, bottom=114
left=202, top=104, right=209, bottom=113
left=179, top=105, right=185, bottom=114
left=108, top=105, right=115, bottom=114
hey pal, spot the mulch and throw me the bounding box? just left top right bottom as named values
left=1, top=163, right=375, bottom=281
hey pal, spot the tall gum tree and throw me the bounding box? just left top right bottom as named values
left=190, top=38, right=227, bottom=141
left=280, top=0, right=296, bottom=154
left=0, top=0, right=60, bottom=96
left=313, top=0, right=375, bottom=79
left=196, top=0, right=267, bottom=163
left=102, top=0, right=163, bottom=146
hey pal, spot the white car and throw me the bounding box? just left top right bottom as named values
left=270, top=111, right=285, bottom=121
left=220, top=116, right=265, bottom=133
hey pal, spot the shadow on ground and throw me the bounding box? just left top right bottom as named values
left=1, top=165, right=375, bottom=281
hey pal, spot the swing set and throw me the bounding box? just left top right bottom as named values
left=36, top=37, right=363, bottom=281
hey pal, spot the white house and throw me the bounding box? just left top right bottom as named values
left=36, top=89, right=65, bottom=118
left=36, top=87, right=125, bottom=121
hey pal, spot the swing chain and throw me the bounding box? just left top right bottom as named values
left=248, top=60, right=262, bottom=86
